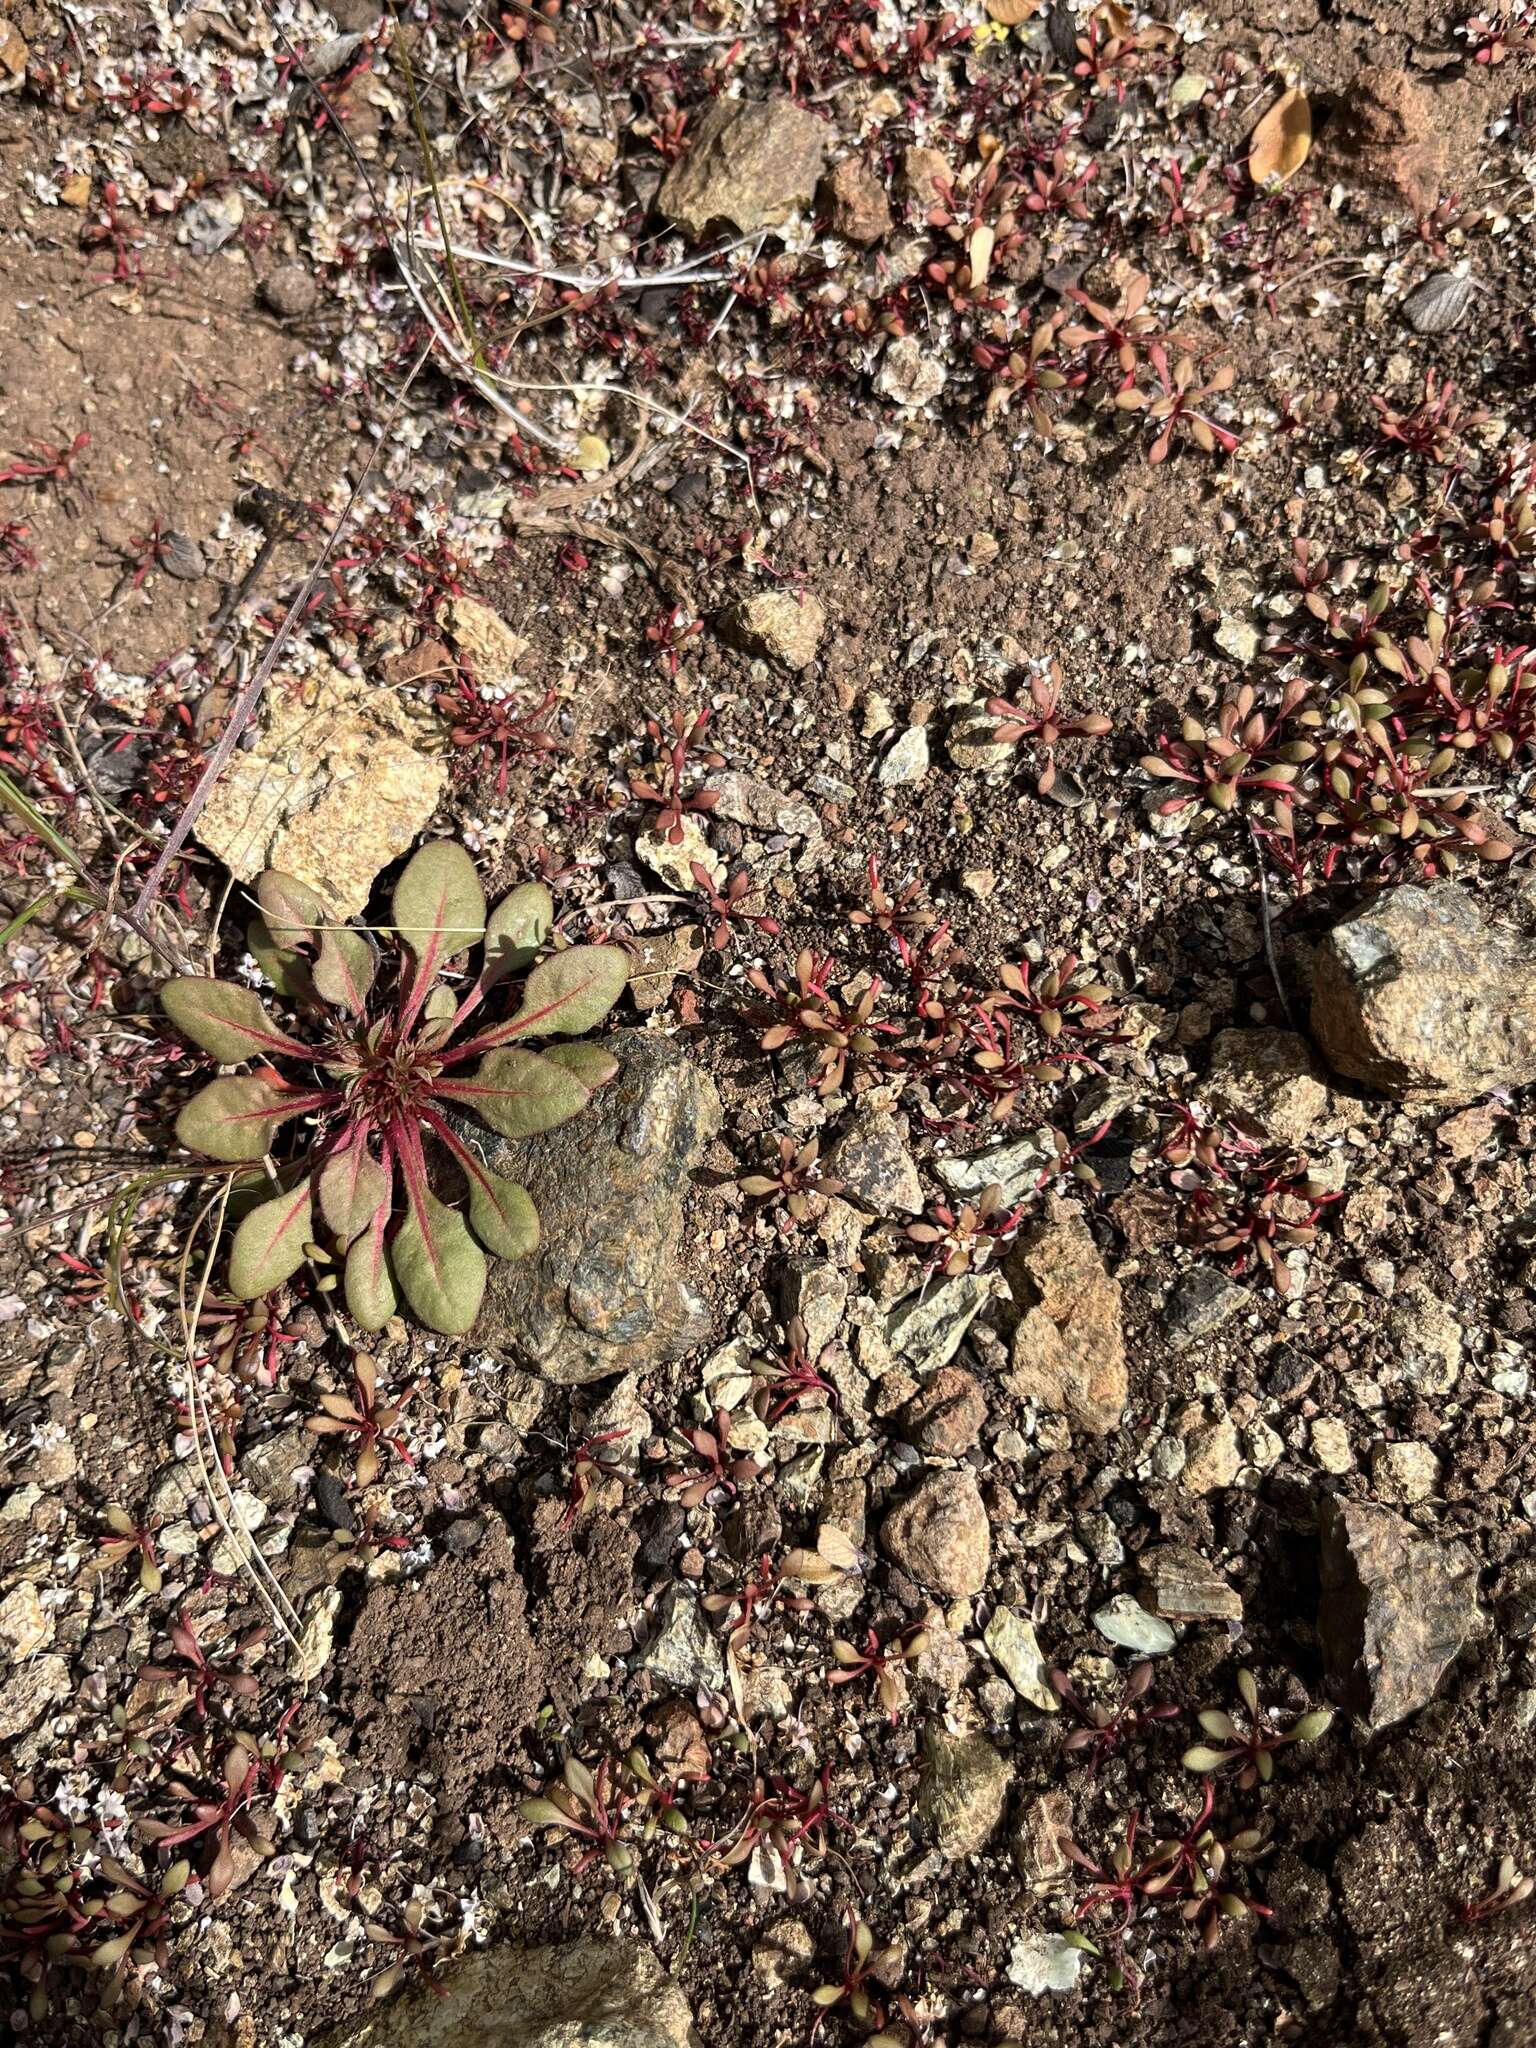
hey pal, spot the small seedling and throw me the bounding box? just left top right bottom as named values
left=1052, top=1661, right=1180, bottom=1773
left=985, top=661, right=1113, bottom=795
left=629, top=707, right=723, bottom=844
left=305, top=1352, right=417, bottom=1490
left=752, top=1316, right=840, bottom=1426
left=1456, top=1853, right=1534, bottom=1923
left=738, top=1135, right=846, bottom=1228
left=1181, top=1668, right=1334, bottom=1788
left=520, top=1756, right=635, bottom=1876
left=905, top=1182, right=1023, bottom=1276
left=828, top=1624, right=929, bottom=1723
left=93, top=1506, right=163, bottom=1594
left=811, top=1912, right=902, bottom=2038
left=663, top=1409, right=763, bottom=1507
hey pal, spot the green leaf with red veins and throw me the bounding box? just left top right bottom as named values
left=505, top=945, right=628, bottom=1038
left=539, top=1042, right=620, bottom=1091
left=175, top=1076, right=307, bottom=1162
left=246, top=919, right=313, bottom=1003
left=391, top=841, right=486, bottom=969
left=444, top=1048, right=591, bottom=1137
left=391, top=1188, right=486, bottom=1333
left=345, top=1214, right=398, bottom=1329
left=311, top=927, right=377, bottom=1014
left=256, top=869, right=327, bottom=951
left=229, top=1181, right=314, bottom=1297
left=161, top=978, right=308, bottom=1064
left=481, top=882, right=554, bottom=987
left=318, top=1140, right=391, bottom=1243
left=466, top=1164, right=539, bottom=1258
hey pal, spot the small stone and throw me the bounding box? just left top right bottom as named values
left=1011, top=1791, right=1072, bottom=1886
left=983, top=1606, right=1057, bottom=1711
left=1092, top=1596, right=1175, bottom=1656
left=1140, top=1545, right=1244, bottom=1624
left=1318, top=1498, right=1479, bottom=1730
left=1206, top=1027, right=1329, bottom=1148
left=1310, top=1417, right=1355, bottom=1474
left=318, top=1937, right=692, bottom=2048
left=779, top=1259, right=848, bottom=1359
left=719, top=590, right=826, bottom=671
left=642, top=1585, right=725, bottom=1694
left=441, top=595, right=527, bottom=685
left=1004, top=1207, right=1127, bottom=1436
left=945, top=711, right=1015, bottom=775
left=1312, top=883, right=1536, bottom=1104
left=826, top=1103, right=923, bottom=1214
left=659, top=97, right=828, bottom=238
left=1372, top=1439, right=1441, bottom=1504
left=0, top=1581, right=51, bottom=1660
left=820, top=156, right=892, bottom=244
left=751, top=1919, right=814, bottom=1990
left=886, top=1273, right=995, bottom=1373
left=900, top=1366, right=987, bottom=1456
left=261, top=264, right=320, bottom=318
left=195, top=658, right=445, bottom=918
left=897, top=146, right=952, bottom=207
left=1006, top=1929, right=1083, bottom=1996
left=1180, top=1413, right=1243, bottom=1495
left=0, top=1653, right=70, bottom=1740
left=918, top=1727, right=1012, bottom=1857
left=1215, top=615, right=1260, bottom=665
left=877, top=724, right=930, bottom=788
left=1386, top=1282, right=1463, bottom=1394
left=936, top=1130, right=1054, bottom=1205
left=1165, top=1264, right=1249, bottom=1351
left=636, top=814, right=723, bottom=893
left=628, top=924, right=706, bottom=1016
left=289, top=1587, right=342, bottom=1684
left=881, top=1468, right=991, bottom=1598
left=875, top=336, right=947, bottom=409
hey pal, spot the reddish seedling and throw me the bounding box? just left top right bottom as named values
left=690, top=861, right=782, bottom=952
left=1182, top=1667, right=1334, bottom=1788
left=828, top=1623, right=929, bottom=1723
left=1052, top=1660, right=1180, bottom=1773
left=305, top=1352, right=417, bottom=1490
left=662, top=1409, right=763, bottom=1508
left=985, top=659, right=1113, bottom=794
left=629, top=707, right=723, bottom=844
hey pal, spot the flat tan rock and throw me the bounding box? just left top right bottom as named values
left=1003, top=1204, right=1126, bottom=1435
left=196, top=659, right=445, bottom=917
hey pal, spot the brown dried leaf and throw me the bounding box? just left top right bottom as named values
left=1249, top=87, right=1311, bottom=185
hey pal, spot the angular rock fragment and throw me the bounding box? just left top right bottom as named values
left=659, top=98, right=828, bottom=238
left=1318, top=1497, right=1480, bottom=1729
left=1003, top=1208, right=1127, bottom=1435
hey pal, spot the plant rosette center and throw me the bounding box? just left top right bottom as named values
left=160, top=843, right=629, bottom=1335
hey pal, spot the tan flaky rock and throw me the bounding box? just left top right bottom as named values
left=320, top=1938, right=692, bottom=2048
left=659, top=98, right=828, bottom=239
left=1311, top=883, right=1536, bottom=1104
left=719, top=589, right=826, bottom=670
left=1003, top=1205, right=1127, bottom=1435
left=1206, top=1027, right=1329, bottom=1147
left=197, top=659, right=444, bottom=917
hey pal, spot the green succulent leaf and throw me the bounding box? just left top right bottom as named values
left=440, top=1048, right=591, bottom=1138
left=161, top=978, right=308, bottom=1064
left=505, top=945, right=628, bottom=1039
left=175, top=1076, right=305, bottom=1162
left=1290, top=1709, right=1334, bottom=1743
left=392, top=841, right=486, bottom=966
left=391, top=1188, right=486, bottom=1334
left=318, top=1139, right=391, bottom=1243
left=256, top=870, right=327, bottom=952
left=482, top=882, right=554, bottom=987
left=229, top=1182, right=314, bottom=1297
left=345, top=1218, right=398, bottom=1330
left=1181, top=1744, right=1231, bottom=1774
left=465, top=1164, right=539, bottom=1259
left=539, top=1042, right=620, bottom=1091
left=311, top=927, right=377, bottom=1014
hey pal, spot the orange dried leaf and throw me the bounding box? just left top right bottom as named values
left=1249, top=87, right=1311, bottom=185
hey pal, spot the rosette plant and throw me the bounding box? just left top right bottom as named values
left=160, top=843, right=628, bottom=1335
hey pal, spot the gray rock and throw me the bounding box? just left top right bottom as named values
left=1140, top=1545, right=1244, bottom=1623
left=877, top=725, right=931, bottom=788
left=467, top=1034, right=720, bottom=1384
left=983, top=1606, right=1058, bottom=1711
left=1011, top=1790, right=1071, bottom=1886
left=1092, top=1596, right=1175, bottom=1656
left=1311, top=883, right=1536, bottom=1104
left=706, top=770, right=821, bottom=845
left=159, top=530, right=206, bottom=581
left=318, top=1937, right=691, bottom=2048
left=641, top=1585, right=725, bottom=1695
left=1165, top=1263, right=1249, bottom=1351
left=1006, top=1929, right=1084, bottom=1996
left=881, top=1467, right=990, bottom=1598
left=918, top=1727, right=1011, bottom=1857
left=826, top=1103, right=922, bottom=1214
left=0, top=1654, right=70, bottom=1740
left=1318, top=1497, right=1480, bottom=1729
left=659, top=97, right=828, bottom=239
left=779, top=1258, right=847, bottom=1358
left=935, top=1129, right=1055, bottom=1204
left=886, top=1273, right=995, bottom=1371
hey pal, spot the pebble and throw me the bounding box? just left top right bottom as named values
left=918, top=1727, right=1012, bottom=1857
left=983, top=1605, right=1058, bottom=1711
left=0, top=1581, right=51, bottom=1659
left=1006, top=1929, right=1084, bottom=1996
left=640, top=1585, right=725, bottom=1693
left=1092, top=1596, right=1175, bottom=1655
left=881, top=1467, right=991, bottom=1598
left=1164, top=1264, right=1249, bottom=1351
left=1371, top=1439, right=1440, bottom=1504
left=1178, top=1410, right=1243, bottom=1495
left=1311, top=1416, right=1354, bottom=1473
left=876, top=724, right=931, bottom=789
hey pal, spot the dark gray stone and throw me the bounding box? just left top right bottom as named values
left=463, top=1033, right=720, bottom=1385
